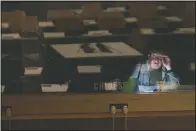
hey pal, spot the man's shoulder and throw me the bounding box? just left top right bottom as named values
left=134, top=62, right=148, bottom=72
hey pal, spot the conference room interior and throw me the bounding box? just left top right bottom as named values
left=1, top=1, right=195, bottom=94
left=1, top=1, right=195, bottom=130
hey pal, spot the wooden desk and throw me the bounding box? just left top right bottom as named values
left=51, top=42, right=142, bottom=58
left=1, top=17, right=138, bottom=33
left=2, top=92, right=195, bottom=130
left=2, top=92, right=195, bottom=118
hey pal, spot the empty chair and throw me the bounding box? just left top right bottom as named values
left=156, top=5, right=169, bottom=16
left=97, top=12, right=126, bottom=30
left=47, top=9, right=84, bottom=33
left=81, top=2, right=103, bottom=19
left=8, top=10, right=26, bottom=33
left=44, top=2, right=82, bottom=10
left=101, top=2, right=116, bottom=9
left=101, top=2, right=128, bottom=8
left=2, top=58, right=24, bottom=94
left=152, top=16, right=183, bottom=33
left=1, top=12, right=12, bottom=22
left=21, top=38, right=43, bottom=67
left=184, top=2, right=195, bottom=27
left=115, top=2, right=129, bottom=7
left=20, top=16, right=40, bottom=37
left=1, top=12, right=12, bottom=33
left=128, top=2, right=158, bottom=28
left=19, top=16, right=43, bottom=67
left=47, top=9, right=74, bottom=21
left=159, top=2, right=195, bottom=27
left=55, top=15, right=84, bottom=33
left=162, top=2, right=186, bottom=17
left=21, top=67, right=43, bottom=94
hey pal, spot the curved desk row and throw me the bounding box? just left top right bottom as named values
left=2, top=92, right=195, bottom=118
left=2, top=92, right=195, bottom=130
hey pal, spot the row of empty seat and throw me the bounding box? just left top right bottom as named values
left=2, top=2, right=192, bottom=34
left=1, top=2, right=195, bottom=94
left=2, top=2, right=194, bottom=26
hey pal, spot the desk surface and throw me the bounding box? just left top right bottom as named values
left=2, top=92, right=195, bottom=120
left=51, top=42, right=142, bottom=58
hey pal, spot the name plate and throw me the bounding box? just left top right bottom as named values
left=105, top=7, right=126, bottom=12
left=39, top=21, right=54, bottom=27
left=77, top=65, right=101, bottom=73
left=140, top=28, right=155, bottom=35
left=1, top=22, right=9, bottom=28
left=189, top=63, right=195, bottom=71
left=24, top=67, right=43, bottom=75
left=83, top=20, right=97, bottom=25
left=174, top=28, right=195, bottom=34
left=44, top=32, right=65, bottom=38
left=2, top=33, right=38, bottom=40
left=2, top=33, right=21, bottom=39
left=165, top=16, right=182, bottom=22
left=141, top=28, right=195, bottom=35
left=125, top=17, right=138, bottom=23
left=87, top=30, right=112, bottom=36
left=41, top=84, right=69, bottom=92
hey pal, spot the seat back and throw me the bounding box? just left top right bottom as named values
left=81, top=3, right=103, bottom=19
left=8, top=10, right=26, bottom=32
left=98, top=12, right=125, bottom=30
left=20, top=16, right=39, bottom=37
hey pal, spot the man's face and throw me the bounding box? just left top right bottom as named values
left=149, top=53, right=163, bottom=70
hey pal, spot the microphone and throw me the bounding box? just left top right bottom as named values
left=163, top=71, right=180, bottom=85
